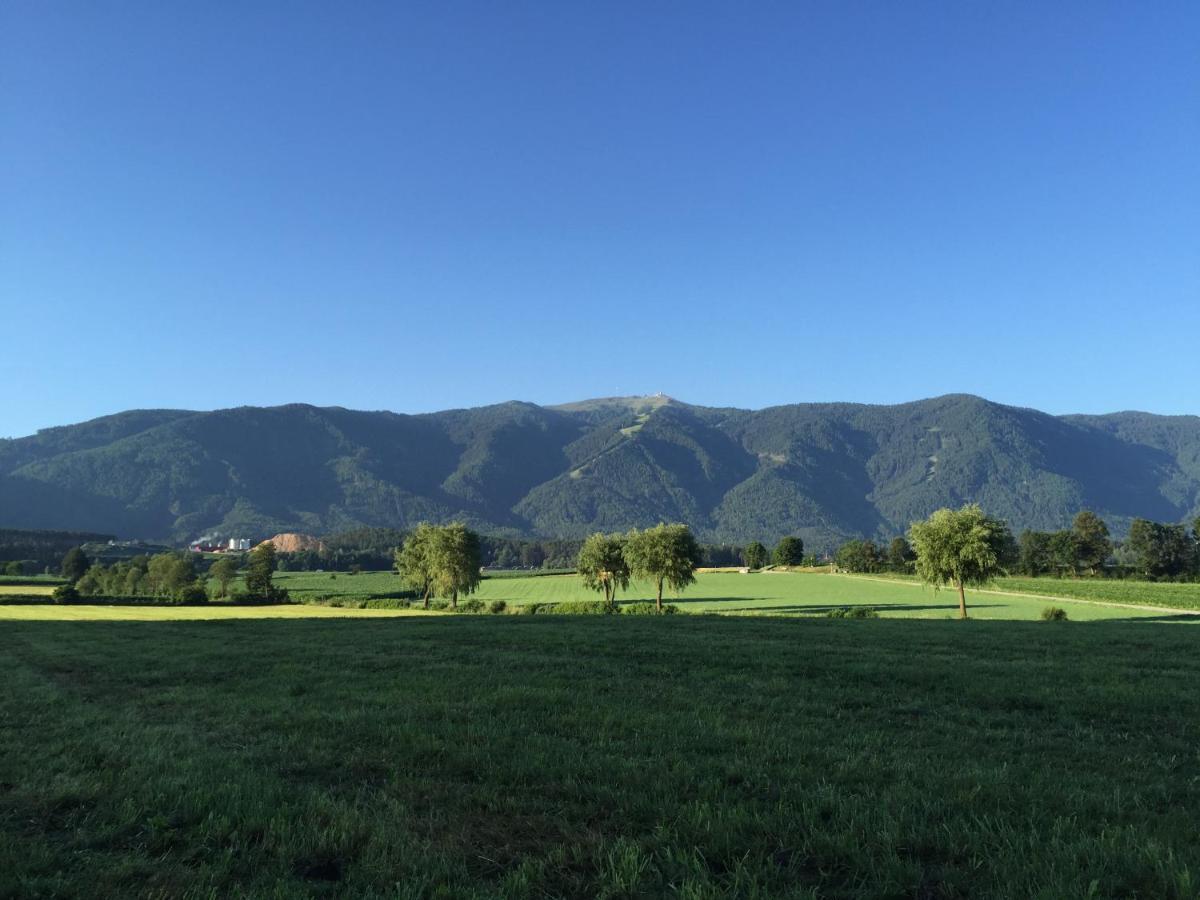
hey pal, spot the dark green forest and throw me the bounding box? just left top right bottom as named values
left=2, top=394, right=1199, bottom=552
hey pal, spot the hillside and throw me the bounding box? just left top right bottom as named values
left=1, top=395, right=1198, bottom=549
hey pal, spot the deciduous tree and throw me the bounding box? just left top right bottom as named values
left=887, top=537, right=915, bottom=572
left=395, top=523, right=439, bottom=608
left=1071, top=511, right=1111, bottom=575
left=209, top=556, right=239, bottom=598
left=623, top=524, right=702, bottom=612
left=430, top=522, right=482, bottom=610
left=773, top=536, right=804, bottom=567
left=908, top=504, right=1013, bottom=619
left=743, top=541, right=767, bottom=570
left=60, top=546, right=90, bottom=583
left=577, top=533, right=630, bottom=609
left=245, top=542, right=286, bottom=601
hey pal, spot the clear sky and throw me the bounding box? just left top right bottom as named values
left=2, top=2, right=1197, bottom=438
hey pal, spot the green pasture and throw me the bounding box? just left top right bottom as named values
left=2, top=616, right=1197, bottom=897
left=466, top=571, right=1191, bottom=621
left=10, top=570, right=1197, bottom=622
left=255, top=570, right=1200, bottom=622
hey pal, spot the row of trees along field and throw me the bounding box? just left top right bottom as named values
left=274, top=530, right=771, bottom=573
left=392, top=522, right=709, bottom=612
left=54, top=542, right=286, bottom=604
left=831, top=510, right=1200, bottom=582
left=577, top=524, right=703, bottom=612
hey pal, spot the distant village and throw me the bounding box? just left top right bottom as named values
left=188, top=537, right=254, bottom=553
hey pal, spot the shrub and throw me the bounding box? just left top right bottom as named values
left=51, top=584, right=80, bottom=604
left=175, top=582, right=209, bottom=605
left=543, top=600, right=619, bottom=615
left=457, top=598, right=486, bottom=614
left=623, top=601, right=679, bottom=615
left=489, top=600, right=508, bottom=614
left=825, top=606, right=879, bottom=618
left=429, top=599, right=451, bottom=611
left=361, top=597, right=412, bottom=610
left=1041, top=606, right=1069, bottom=621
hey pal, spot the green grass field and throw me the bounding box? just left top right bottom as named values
left=2, top=616, right=1197, bottom=897
left=272, top=569, right=1197, bottom=622
left=7, top=570, right=1196, bottom=623
left=996, top=576, right=1200, bottom=610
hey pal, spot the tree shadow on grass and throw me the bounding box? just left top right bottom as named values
left=676, top=601, right=1004, bottom=615
left=1101, top=613, right=1200, bottom=624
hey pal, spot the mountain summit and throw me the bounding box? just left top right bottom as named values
left=2, top=395, right=1197, bottom=549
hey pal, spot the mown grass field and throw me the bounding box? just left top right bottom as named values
left=2, top=616, right=1197, bottom=898
left=273, top=570, right=1198, bottom=622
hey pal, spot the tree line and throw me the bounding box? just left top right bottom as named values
left=831, top=511, right=1200, bottom=583
left=393, top=521, right=714, bottom=613
left=55, top=543, right=286, bottom=604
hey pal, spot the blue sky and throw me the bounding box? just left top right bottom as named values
left=2, top=2, right=1197, bottom=438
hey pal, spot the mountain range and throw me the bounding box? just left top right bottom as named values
left=2, top=394, right=1198, bottom=551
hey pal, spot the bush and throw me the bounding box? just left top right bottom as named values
left=489, top=600, right=508, bottom=614
left=825, top=606, right=879, bottom=618
left=542, top=600, right=619, bottom=615
left=429, top=599, right=451, bottom=611
left=175, top=582, right=209, bottom=605
left=362, top=597, right=412, bottom=610
left=1041, top=606, right=1069, bottom=621
left=457, top=598, right=486, bottom=614
left=51, top=584, right=80, bottom=604
left=622, top=602, right=679, bottom=615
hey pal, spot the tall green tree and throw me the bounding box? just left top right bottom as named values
left=146, top=553, right=196, bottom=598
left=1018, top=530, right=1054, bottom=576
left=245, top=542, right=284, bottom=601
left=430, top=523, right=482, bottom=609
left=773, top=536, right=804, bottom=567
left=1071, top=511, right=1111, bottom=575
left=209, top=556, right=239, bottom=598
left=60, top=546, right=90, bottom=583
left=887, top=536, right=915, bottom=572
left=577, top=532, right=631, bottom=609
left=395, top=523, right=439, bottom=609
left=835, top=539, right=880, bottom=573
left=743, top=541, right=767, bottom=570
left=1126, top=519, right=1191, bottom=578
left=623, top=524, right=702, bottom=612
left=908, top=504, right=1013, bottom=619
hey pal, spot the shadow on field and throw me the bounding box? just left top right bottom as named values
left=1103, top=613, right=1200, bottom=623
left=675, top=601, right=1001, bottom=614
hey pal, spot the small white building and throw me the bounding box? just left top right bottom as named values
left=228, top=538, right=252, bottom=551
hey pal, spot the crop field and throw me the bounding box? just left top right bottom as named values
left=2, top=616, right=1197, bottom=898
left=271, top=570, right=1197, bottom=622
left=995, top=576, right=1200, bottom=610
left=0, top=584, right=54, bottom=597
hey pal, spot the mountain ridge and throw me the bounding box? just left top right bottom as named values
left=2, top=395, right=1198, bottom=549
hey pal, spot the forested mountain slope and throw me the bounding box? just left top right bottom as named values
left=2, top=395, right=1197, bottom=549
